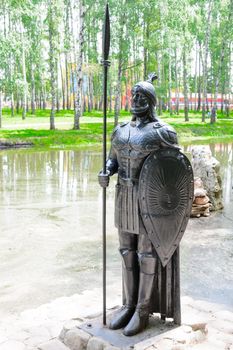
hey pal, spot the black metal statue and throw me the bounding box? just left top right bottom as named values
left=98, top=74, right=193, bottom=336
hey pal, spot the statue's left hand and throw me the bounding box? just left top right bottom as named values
left=98, top=170, right=110, bottom=188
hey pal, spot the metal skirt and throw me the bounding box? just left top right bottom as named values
left=114, top=183, right=140, bottom=234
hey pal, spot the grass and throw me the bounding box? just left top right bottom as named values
left=0, top=108, right=232, bottom=148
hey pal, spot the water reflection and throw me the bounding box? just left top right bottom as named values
left=0, top=143, right=232, bottom=316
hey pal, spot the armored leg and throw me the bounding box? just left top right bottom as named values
left=109, top=232, right=139, bottom=330
left=123, top=234, right=157, bottom=336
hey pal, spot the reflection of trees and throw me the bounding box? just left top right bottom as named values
left=2, top=146, right=230, bottom=207
left=0, top=150, right=103, bottom=205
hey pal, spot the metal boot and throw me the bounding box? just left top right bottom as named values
left=109, top=249, right=139, bottom=330
left=123, top=253, right=157, bottom=336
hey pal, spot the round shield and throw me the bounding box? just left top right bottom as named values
left=139, top=148, right=194, bottom=267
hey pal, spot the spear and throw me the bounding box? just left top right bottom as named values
left=101, top=3, right=110, bottom=326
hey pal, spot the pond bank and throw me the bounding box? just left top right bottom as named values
left=0, top=118, right=232, bottom=149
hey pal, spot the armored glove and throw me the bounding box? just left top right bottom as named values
left=98, top=170, right=110, bottom=188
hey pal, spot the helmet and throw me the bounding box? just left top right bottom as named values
left=133, top=73, right=158, bottom=106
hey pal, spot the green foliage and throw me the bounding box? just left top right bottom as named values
left=0, top=0, right=232, bottom=125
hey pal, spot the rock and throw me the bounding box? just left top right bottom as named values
left=194, top=188, right=207, bottom=197
left=194, top=196, right=209, bottom=205
left=86, top=337, right=109, bottom=350
left=63, top=329, right=91, bottom=350
left=103, top=347, right=120, bottom=350
left=189, top=323, right=207, bottom=333
left=0, top=340, right=26, bottom=350
left=191, top=146, right=223, bottom=211
left=59, top=320, right=83, bottom=342
left=189, top=330, right=206, bottom=344
left=191, top=178, right=211, bottom=217
left=38, top=338, right=70, bottom=350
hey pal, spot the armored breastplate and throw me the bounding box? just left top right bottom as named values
left=112, top=121, right=161, bottom=181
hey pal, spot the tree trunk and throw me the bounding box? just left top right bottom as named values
left=183, top=47, right=189, bottom=121
left=16, top=87, right=20, bottom=114
left=197, top=41, right=201, bottom=111
left=114, top=57, right=122, bottom=126
left=11, top=93, right=14, bottom=117
left=60, top=55, right=66, bottom=110
left=194, top=41, right=198, bottom=111
left=168, top=51, right=172, bottom=115
left=48, top=0, right=56, bottom=130
left=143, top=20, right=149, bottom=80
left=65, top=54, right=70, bottom=110
left=157, top=52, right=162, bottom=116
left=21, top=25, right=27, bottom=120
left=202, top=0, right=212, bottom=122
left=31, top=64, right=36, bottom=114
left=56, top=59, right=60, bottom=112
left=109, top=79, right=112, bottom=113
left=125, top=77, right=129, bottom=111
left=174, top=48, right=179, bottom=115
left=74, top=0, right=85, bottom=130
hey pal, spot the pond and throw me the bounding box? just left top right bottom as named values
left=0, top=143, right=232, bottom=317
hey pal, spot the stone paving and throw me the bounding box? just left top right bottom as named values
left=0, top=284, right=232, bottom=350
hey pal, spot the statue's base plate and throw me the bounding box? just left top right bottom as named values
left=79, top=310, right=177, bottom=349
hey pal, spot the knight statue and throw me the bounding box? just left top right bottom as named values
left=98, top=73, right=193, bottom=336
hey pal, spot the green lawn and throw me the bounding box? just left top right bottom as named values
left=0, top=108, right=232, bottom=148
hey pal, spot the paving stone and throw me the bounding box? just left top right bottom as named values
left=22, top=326, right=51, bottom=340
left=59, top=320, right=83, bottom=341
left=169, top=328, right=190, bottom=344
left=87, top=336, right=109, bottom=350
left=13, top=331, right=31, bottom=342
left=187, top=343, right=219, bottom=350
left=25, top=337, right=52, bottom=348
left=193, top=300, right=222, bottom=314
left=64, top=329, right=91, bottom=350
left=181, top=296, right=194, bottom=306
left=0, top=340, right=26, bottom=350
left=46, top=322, right=64, bottom=339
left=0, top=337, right=8, bottom=345
left=38, top=338, right=69, bottom=350
left=181, top=325, right=192, bottom=334
left=142, top=346, right=156, bottom=350
left=209, top=319, right=233, bottom=334
left=171, top=345, right=186, bottom=350
left=213, top=310, right=233, bottom=323
left=155, top=338, right=174, bottom=349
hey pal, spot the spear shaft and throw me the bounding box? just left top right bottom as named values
left=102, top=3, right=110, bottom=326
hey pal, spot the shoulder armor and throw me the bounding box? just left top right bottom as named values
left=120, top=121, right=129, bottom=127
left=157, top=123, right=180, bottom=148
left=111, top=121, right=129, bottom=140
left=153, top=121, right=166, bottom=129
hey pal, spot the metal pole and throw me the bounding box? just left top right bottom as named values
left=101, top=3, right=110, bottom=326
left=102, top=65, right=107, bottom=325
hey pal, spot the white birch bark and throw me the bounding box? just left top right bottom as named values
left=74, top=0, right=84, bottom=130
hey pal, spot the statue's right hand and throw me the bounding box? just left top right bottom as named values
left=98, top=170, right=110, bottom=188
